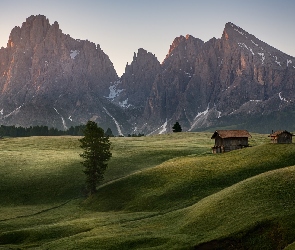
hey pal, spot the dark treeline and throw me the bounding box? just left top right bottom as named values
left=0, top=125, right=85, bottom=137
left=0, top=125, right=145, bottom=138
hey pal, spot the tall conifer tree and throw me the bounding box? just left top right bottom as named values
left=79, top=121, right=112, bottom=195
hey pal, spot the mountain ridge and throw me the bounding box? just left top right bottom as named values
left=1, top=15, right=295, bottom=134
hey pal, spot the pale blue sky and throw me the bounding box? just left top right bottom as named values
left=1, top=0, right=294, bottom=76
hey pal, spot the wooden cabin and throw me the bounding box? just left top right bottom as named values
left=269, top=130, right=293, bottom=144
left=211, top=130, right=251, bottom=153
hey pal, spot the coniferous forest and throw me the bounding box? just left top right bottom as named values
left=0, top=125, right=86, bottom=137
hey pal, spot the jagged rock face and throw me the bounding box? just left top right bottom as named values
left=138, top=35, right=205, bottom=133
left=104, top=48, right=162, bottom=132
left=185, top=22, right=295, bottom=127
left=1, top=16, right=295, bottom=135
left=131, top=22, right=295, bottom=134
left=0, top=15, right=129, bottom=132
left=110, top=48, right=161, bottom=108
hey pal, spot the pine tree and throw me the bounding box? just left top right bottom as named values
left=172, top=122, right=182, bottom=132
left=105, top=128, right=114, bottom=137
left=79, top=121, right=112, bottom=195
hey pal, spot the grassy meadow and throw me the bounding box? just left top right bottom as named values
left=1, top=132, right=295, bottom=249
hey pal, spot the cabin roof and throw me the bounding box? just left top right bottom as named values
left=269, top=130, right=294, bottom=137
left=211, top=130, right=252, bottom=139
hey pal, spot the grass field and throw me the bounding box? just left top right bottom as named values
left=1, top=132, right=295, bottom=249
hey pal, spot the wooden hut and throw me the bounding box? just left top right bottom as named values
left=211, top=130, right=251, bottom=153
left=269, top=130, right=293, bottom=144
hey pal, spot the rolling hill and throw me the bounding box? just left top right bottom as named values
left=1, top=133, right=295, bottom=249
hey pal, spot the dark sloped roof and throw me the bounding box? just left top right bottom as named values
left=269, top=130, right=294, bottom=137
left=211, top=130, right=252, bottom=139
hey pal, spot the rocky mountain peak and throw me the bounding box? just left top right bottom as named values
left=163, top=35, right=204, bottom=62
left=166, top=35, right=187, bottom=56
left=221, top=22, right=295, bottom=70
left=8, top=15, right=51, bottom=48
left=0, top=15, right=120, bottom=131
left=126, top=48, right=160, bottom=75
left=110, top=48, right=161, bottom=110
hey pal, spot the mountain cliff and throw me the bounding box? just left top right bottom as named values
left=1, top=16, right=295, bottom=134
left=116, top=22, right=295, bottom=134
left=0, top=15, right=131, bottom=133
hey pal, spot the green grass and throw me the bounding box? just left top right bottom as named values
left=1, top=132, right=295, bottom=249
left=0, top=136, right=84, bottom=206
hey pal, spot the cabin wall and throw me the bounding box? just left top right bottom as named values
left=214, top=136, right=223, bottom=146
left=272, top=133, right=293, bottom=143
left=213, top=136, right=249, bottom=153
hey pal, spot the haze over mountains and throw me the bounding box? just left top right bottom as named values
left=1, top=15, right=295, bottom=135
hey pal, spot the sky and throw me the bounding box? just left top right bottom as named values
left=1, top=0, right=294, bottom=76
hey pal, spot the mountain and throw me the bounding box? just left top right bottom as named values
left=107, top=48, right=162, bottom=130
left=113, top=22, right=295, bottom=134
left=1, top=16, right=295, bottom=134
left=0, top=15, right=131, bottom=134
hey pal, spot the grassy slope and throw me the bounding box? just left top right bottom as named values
left=1, top=133, right=295, bottom=249
left=84, top=142, right=295, bottom=212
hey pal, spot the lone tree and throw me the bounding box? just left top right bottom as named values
left=105, top=127, right=114, bottom=137
left=79, top=121, right=112, bottom=195
left=172, top=122, right=182, bottom=132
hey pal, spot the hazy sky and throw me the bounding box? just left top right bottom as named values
left=1, top=0, right=294, bottom=76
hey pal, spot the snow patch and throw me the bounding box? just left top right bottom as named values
left=238, top=43, right=254, bottom=55
left=274, top=56, right=281, bottom=66
left=258, top=53, right=265, bottom=64
left=103, top=107, right=123, bottom=136
left=194, top=104, right=209, bottom=119
left=188, top=104, right=210, bottom=131
left=3, top=105, right=23, bottom=118
left=147, top=119, right=170, bottom=135
left=119, top=98, right=131, bottom=108
left=279, top=92, right=288, bottom=102
left=70, top=50, right=79, bottom=59
left=249, top=48, right=254, bottom=56
left=53, top=108, right=68, bottom=130
left=229, top=109, right=237, bottom=115
left=61, top=117, right=67, bottom=130
left=106, top=81, right=123, bottom=100
left=287, top=59, right=292, bottom=67
left=68, top=116, right=72, bottom=121
left=158, top=119, right=168, bottom=134
left=184, top=71, right=193, bottom=77
left=217, top=111, right=222, bottom=118
left=251, top=40, right=258, bottom=46
left=234, top=28, right=244, bottom=36
left=0, top=109, right=3, bottom=115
